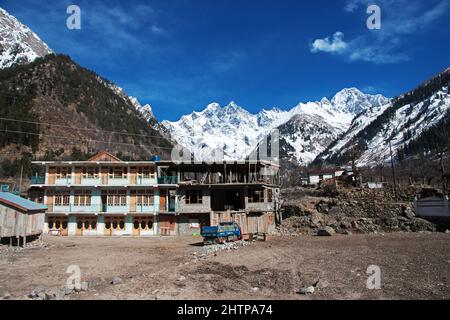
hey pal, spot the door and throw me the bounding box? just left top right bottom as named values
left=104, top=217, right=112, bottom=236
left=101, top=194, right=108, bottom=212
left=168, top=190, right=176, bottom=212
left=133, top=216, right=153, bottom=236
left=159, top=215, right=176, bottom=236
left=130, top=191, right=137, bottom=212
left=48, top=216, right=68, bottom=236
left=130, top=167, right=137, bottom=184
left=75, top=218, right=83, bottom=236
left=74, top=167, right=82, bottom=184
left=159, top=190, right=167, bottom=212
left=101, top=167, right=109, bottom=185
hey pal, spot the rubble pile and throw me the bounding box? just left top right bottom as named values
left=193, top=240, right=252, bottom=260
left=278, top=186, right=437, bottom=236
left=0, top=239, right=54, bottom=259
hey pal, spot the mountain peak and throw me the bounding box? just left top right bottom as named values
left=331, top=87, right=389, bottom=115
left=0, top=7, right=52, bottom=69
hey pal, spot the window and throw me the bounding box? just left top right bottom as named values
left=186, top=190, right=203, bottom=204
left=104, top=190, right=127, bottom=206
left=135, top=190, right=154, bottom=206
left=109, top=167, right=127, bottom=179
left=138, top=166, right=155, bottom=179
left=267, top=189, right=273, bottom=203
left=74, top=190, right=91, bottom=206
left=56, top=167, right=71, bottom=179
left=82, top=167, right=99, bottom=179
left=248, top=189, right=264, bottom=203
left=53, top=191, right=70, bottom=206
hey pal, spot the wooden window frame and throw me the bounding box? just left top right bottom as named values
left=74, top=190, right=92, bottom=206
left=248, top=189, right=264, bottom=203
left=267, top=189, right=273, bottom=203
left=56, top=166, right=71, bottom=179
left=53, top=191, right=70, bottom=206
left=109, top=167, right=128, bottom=179
left=136, top=190, right=154, bottom=206
left=82, top=167, right=99, bottom=179
left=186, top=190, right=203, bottom=205
left=106, top=190, right=127, bottom=206
left=138, top=166, right=155, bottom=179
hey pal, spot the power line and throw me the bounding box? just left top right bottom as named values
left=0, top=128, right=175, bottom=150
left=0, top=116, right=171, bottom=141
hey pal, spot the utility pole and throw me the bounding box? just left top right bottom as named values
left=387, top=139, right=398, bottom=200
left=19, top=164, right=23, bottom=195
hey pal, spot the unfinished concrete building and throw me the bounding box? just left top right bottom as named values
left=29, top=152, right=280, bottom=237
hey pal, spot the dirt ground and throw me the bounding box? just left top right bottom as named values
left=1, top=233, right=449, bottom=300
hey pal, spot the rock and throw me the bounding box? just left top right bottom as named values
left=402, top=205, right=415, bottom=219
left=37, top=292, right=47, bottom=300
left=445, top=230, right=450, bottom=234
left=177, top=276, right=186, bottom=282
left=251, top=287, right=259, bottom=292
left=63, top=285, right=73, bottom=296
left=297, top=286, right=315, bottom=295
left=342, top=230, right=352, bottom=235
left=111, top=277, right=123, bottom=285
left=328, top=207, right=342, bottom=215
left=0, top=288, right=11, bottom=300
left=80, top=282, right=89, bottom=292
left=340, top=222, right=351, bottom=229
left=45, top=289, right=65, bottom=300
left=313, top=279, right=329, bottom=289
left=29, top=285, right=46, bottom=299
left=317, top=226, right=335, bottom=237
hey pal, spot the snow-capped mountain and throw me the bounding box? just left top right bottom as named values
left=0, top=7, right=52, bottom=68
left=162, top=89, right=389, bottom=164
left=316, top=68, right=450, bottom=167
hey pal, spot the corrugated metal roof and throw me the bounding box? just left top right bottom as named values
left=0, top=192, right=47, bottom=213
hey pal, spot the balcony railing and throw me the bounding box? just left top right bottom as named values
left=157, top=176, right=178, bottom=184
left=31, top=176, right=45, bottom=184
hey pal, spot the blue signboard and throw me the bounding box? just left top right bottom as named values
left=1, top=185, right=10, bottom=192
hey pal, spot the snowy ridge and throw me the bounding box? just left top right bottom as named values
left=162, top=88, right=389, bottom=163
left=0, top=7, right=52, bottom=68
left=357, top=87, right=449, bottom=166
left=318, top=85, right=449, bottom=167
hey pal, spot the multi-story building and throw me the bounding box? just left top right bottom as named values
left=29, top=151, right=280, bottom=237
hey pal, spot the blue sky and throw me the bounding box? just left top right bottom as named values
left=2, top=0, right=450, bottom=121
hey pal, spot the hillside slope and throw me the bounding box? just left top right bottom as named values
left=0, top=54, right=174, bottom=162
left=315, top=68, right=450, bottom=167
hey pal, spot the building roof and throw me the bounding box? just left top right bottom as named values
left=88, top=151, right=122, bottom=162
left=0, top=192, right=47, bottom=213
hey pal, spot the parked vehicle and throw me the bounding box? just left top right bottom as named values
left=201, top=222, right=242, bottom=245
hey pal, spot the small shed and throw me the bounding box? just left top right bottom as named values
left=0, top=192, right=47, bottom=245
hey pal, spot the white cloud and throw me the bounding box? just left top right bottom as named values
left=311, top=0, right=449, bottom=64
left=151, top=25, right=168, bottom=36
left=311, top=32, right=348, bottom=54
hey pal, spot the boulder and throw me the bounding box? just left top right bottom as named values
left=297, top=286, right=315, bottom=295
left=111, top=277, right=123, bottom=285
left=317, top=227, right=335, bottom=236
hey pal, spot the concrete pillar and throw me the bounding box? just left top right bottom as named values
left=97, top=215, right=104, bottom=236
left=68, top=215, right=77, bottom=236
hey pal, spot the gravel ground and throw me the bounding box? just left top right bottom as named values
left=0, top=233, right=449, bottom=300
